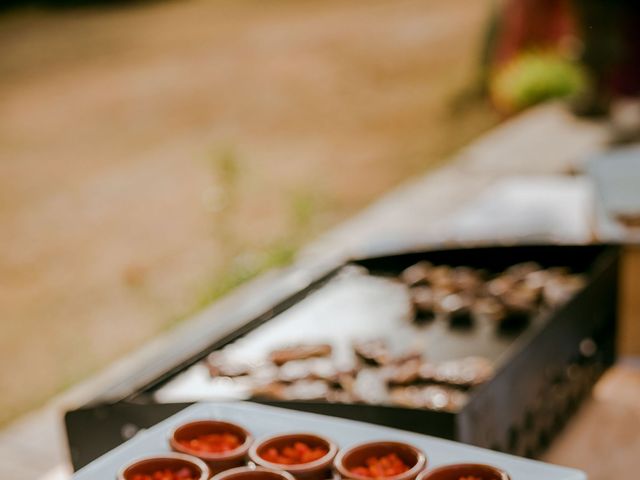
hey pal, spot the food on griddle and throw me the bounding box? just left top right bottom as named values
left=387, top=357, right=423, bottom=386
left=269, top=344, right=332, bottom=366
left=253, top=379, right=333, bottom=401
left=249, top=363, right=280, bottom=383
left=452, top=266, right=485, bottom=291
left=131, top=469, right=198, bottom=480
left=176, top=432, right=242, bottom=454
left=281, top=380, right=331, bottom=401
left=420, top=357, right=494, bottom=387
left=494, top=287, right=537, bottom=331
left=353, top=369, right=390, bottom=404
left=522, top=267, right=548, bottom=289
left=501, top=285, right=539, bottom=311
left=486, top=276, right=517, bottom=298
left=400, top=260, right=586, bottom=331
left=389, top=385, right=468, bottom=412
left=277, top=360, right=318, bottom=383
left=200, top=259, right=586, bottom=415
left=383, top=349, right=423, bottom=369
left=458, top=477, right=483, bottom=480
left=428, top=266, right=458, bottom=293
left=410, top=287, right=436, bottom=322
left=251, top=381, right=286, bottom=399
left=438, top=294, right=473, bottom=328
left=472, top=297, right=505, bottom=320
left=309, top=360, right=356, bottom=387
left=505, top=261, right=543, bottom=279
left=400, top=261, right=433, bottom=286
left=387, top=356, right=494, bottom=389
left=251, top=341, right=490, bottom=410
left=348, top=453, right=411, bottom=478
left=354, top=339, right=393, bottom=366
left=543, top=274, right=586, bottom=307
left=388, top=356, right=490, bottom=396
left=276, top=358, right=354, bottom=387
left=261, top=442, right=329, bottom=465
left=326, top=388, right=356, bottom=403
left=334, top=370, right=357, bottom=395
left=206, top=352, right=250, bottom=378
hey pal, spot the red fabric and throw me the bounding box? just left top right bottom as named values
left=493, top=0, right=577, bottom=67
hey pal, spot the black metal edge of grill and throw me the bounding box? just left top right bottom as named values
left=64, top=244, right=621, bottom=471
left=458, top=246, right=618, bottom=457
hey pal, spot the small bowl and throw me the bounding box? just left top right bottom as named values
left=249, top=432, right=338, bottom=480
left=335, top=441, right=426, bottom=480
left=170, top=420, right=253, bottom=475
left=417, top=463, right=510, bottom=480
left=212, top=466, right=297, bottom=480
left=118, top=452, right=209, bottom=480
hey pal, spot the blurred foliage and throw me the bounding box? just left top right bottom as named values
left=210, top=146, right=241, bottom=190
left=490, top=51, right=588, bottom=114
left=204, top=146, right=242, bottom=216
left=288, top=187, right=330, bottom=233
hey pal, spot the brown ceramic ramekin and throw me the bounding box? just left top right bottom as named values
left=334, top=441, right=426, bottom=480
left=249, top=432, right=338, bottom=480
left=416, top=463, right=510, bottom=480
left=212, top=466, right=297, bottom=480
left=118, top=452, right=210, bottom=480
left=170, top=420, right=253, bottom=476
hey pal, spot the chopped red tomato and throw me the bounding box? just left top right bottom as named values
left=348, top=453, right=411, bottom=478
left=261, top=441, right=329, bottom=465
left=131, top=467, right=198, bottom=480
left=177, top=432, right=242, bottom=453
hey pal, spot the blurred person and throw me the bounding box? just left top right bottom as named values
left=572, top=0, right=640, bottom=118
left=491, top=0, right=576, bottom=68
left=486, top=0, right=640, bottom=118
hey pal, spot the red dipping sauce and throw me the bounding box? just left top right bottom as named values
left=260, top=442, right=329, bottom=465
left=131, top=468, right=198, bottom=480
left=348, top=453, right=411, bottom=478
left=177, top=433, right=242, bottom=454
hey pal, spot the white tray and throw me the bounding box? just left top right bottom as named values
left=72, top=402, right=585, bottom=480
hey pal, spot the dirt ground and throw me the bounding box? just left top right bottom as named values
left=0, top=0, right=495, bottom=425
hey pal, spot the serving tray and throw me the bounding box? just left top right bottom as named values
left=72, top=402, right=585, bottom=480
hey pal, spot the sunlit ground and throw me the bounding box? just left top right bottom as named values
left=0, top=0, right=496, bottom=425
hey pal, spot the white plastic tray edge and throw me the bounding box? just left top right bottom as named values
left=72, top=402, right=586, bottom=480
